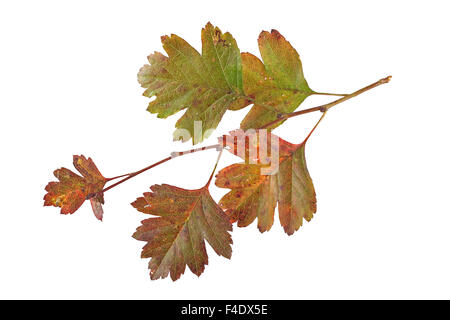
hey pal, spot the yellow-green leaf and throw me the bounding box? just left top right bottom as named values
left=240, top=30, right=314, bottom=130
left=138, top=22, right=250, bottom=144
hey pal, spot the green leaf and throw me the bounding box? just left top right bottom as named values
left=240, top=30, right=314, bottom=130
left=138, top=22, right=250, bottom=144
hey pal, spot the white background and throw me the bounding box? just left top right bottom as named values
left=1, top=0, right=449, bottom=299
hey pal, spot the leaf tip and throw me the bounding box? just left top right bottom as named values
left=257, top=30, right=269, bottom=40
left=270, top=29, right=283, bottom=39
left=160, top=35, right=168, bottom=43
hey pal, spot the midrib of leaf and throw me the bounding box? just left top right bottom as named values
left=197, top=194, right=230, bottom=255
left=186, top=215, right=201, bottom=274
left=152, top=190, right=205, bottom=276
left=198, top=93, right=232, bottom=118
left=208, top=28, right=233, bottom=91
left=278, top=146, right=313, bottom=228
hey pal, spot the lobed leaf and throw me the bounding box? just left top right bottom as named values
left=43, top=155, right=106, bottom=220
left=216, top=131, right=316, bottom=235
left=138, top=22, right=250, bottom=144
left=132, top=184, right=232, bottom=281
left=240, top=30, right=314, bottom=130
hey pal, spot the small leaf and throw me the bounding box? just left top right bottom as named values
left=132, top=184, right=232, bottom=281
left=240, top=30, right=314, bottom=130
left=90, top=193, right=105, bottom=221
left=216, top=131, right=316, bottom=235
left=44, top=155, right=106, bottom=219
left=138, top=22, right=250, bottom=144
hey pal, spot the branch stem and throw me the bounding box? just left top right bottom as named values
left=261, top=76, right=391, bottom=129
left=102, top=144, right=223, bottom=193
left=105, top=173, right=132, bottom=181
left=100, top=75, right=391, bottom=194
left=102, top=157, right=172, bottom=193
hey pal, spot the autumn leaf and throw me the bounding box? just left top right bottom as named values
left=218, top=129, right=297, bottom=165
left=138, top=22, right=250, bottom=144
left=44, top=155, right=107, bottom=220
left=240, top=30, right=314, bottom=130
left=216, top=130, right=316, bottom=235
left=132, top=184, right=232, bottom=281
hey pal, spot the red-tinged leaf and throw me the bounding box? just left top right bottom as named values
left=219, top=129, right=297, bottom=164
left=138, top=22, right=250, bottom=144
left=240, top=30, right=314, bottom=130
left=44, top=168, right=87, bottom=215
left=73, top=155, right=104, bottom=183
left=44, top=155, right=107, bottom=219
left=90, top=193, right=105, bottom=221
left=216, top=130, right=316, bottom=235
left=132, top=184, right=232, bottom=281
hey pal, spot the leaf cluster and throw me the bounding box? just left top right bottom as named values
left=44, top=23, right=390, bottom=281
